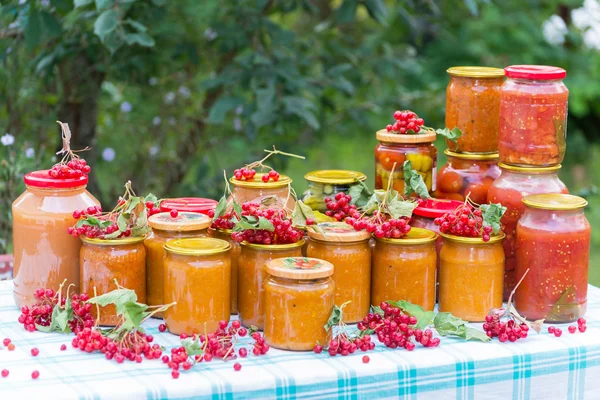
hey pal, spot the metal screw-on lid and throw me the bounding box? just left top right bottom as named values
left=266, top=257, right=333, bottom=280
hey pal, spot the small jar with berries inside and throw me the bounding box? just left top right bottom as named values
left=301, top=170, right=367, bottom=212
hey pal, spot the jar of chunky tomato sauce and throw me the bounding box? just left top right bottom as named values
left=498, top=65, right=568, bottom=166
left=209, top=228, right=240, bottom=314
left=445, top=66, right=505, bottom=153
left=264, top=257, right=334, bottom=351
left=515, top=194, right=590, bottom=323
left=229, top=173, right=295, bottom=211
left=12, top=170, right=99, bottom=307
left=302, top=170, right=367, bottom=212
left=164, top=238, right=231, bottom=334
left=487, top=164, right=568, bottom=300
left=306, top=223, right=371, bottom=323
left=159, top=197, right=218, bottom=216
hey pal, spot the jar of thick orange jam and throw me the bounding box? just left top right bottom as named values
left=238, top=240, right=304, bottom=330
left=164, top=238, right=231, bottom=335
left=209, top=228, right=240, bottom=314
left=306, top=223, right=371, bottom=323
left=80, top=237, right=146, bottom=326
left=12, top=170, right=99, bottom=307
left=371, top=228, right=437, bottom=311
left=145, top=212, right=210, bottom=318
left=439, top=233, right=505, bottom=322
left=229, top=173, right=295, bottom=211
left=264, top=257, right=334, bottom=351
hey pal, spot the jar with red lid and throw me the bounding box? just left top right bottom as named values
left=160, top=197, right=218, bottom=215
left=12, top=171, right=99, bottom=306
left=498, top=65, right=569, bottom=166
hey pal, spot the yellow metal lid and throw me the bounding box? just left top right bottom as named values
left=240, top=239, right=305, bottom=250
left=375, top=227, right=437, bottom=245
left=81, top=236, right=147, bottom=246
left=376, top=129, right=437, bottom=144
left=164, top=237, right=231, bottom=256
left=447, top=66, right=505, bottom=78
left=308, top=222, right=371, bottom=242
left=230, top=173, right=292, bottom=188
left=445, top=149, right=499, bottom=161
left=498, top=162, right=562, bottom=173
left=266, top=257, right=333, bottom=280
left=522, top=193, right=588, bottom=211
left=304, top=170, right=367, bottom=185
left=439, top=231, right=505, bottom=244
left=148, top=212, right=211, bottom=232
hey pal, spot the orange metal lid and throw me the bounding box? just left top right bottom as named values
left=148, top=212, right=211, bottom=232
left=266, top=257, right=333, bottom=280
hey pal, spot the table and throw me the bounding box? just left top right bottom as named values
left=0, top=280, right=599, bottom=400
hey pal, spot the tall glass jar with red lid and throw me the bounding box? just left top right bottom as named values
left=12, top=171, right=99, bottom=306
left=498, top=65, right=568, bottom=166
left=160, top=197, right=218, bottom=216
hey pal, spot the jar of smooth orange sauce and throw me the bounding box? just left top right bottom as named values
left=439, top=232, right=505, bottom=322
left=306, top=222, right=371, bottom=323
left=371, top=228, right=437, bottom=311
left=238, top=240, right=304, bottom=330
left=80, top=236, right=146, bottom=326
left=163, top=238, right=231, bottom=335
left=145, top=212, right=210, bottom=318
left=12, top=170, right=99, bottom=307
left=209, top=228, right=240, bottom=314
left=264, top=257, right=335, bottom=351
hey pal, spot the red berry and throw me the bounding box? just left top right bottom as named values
left=239, top=348, right=248, bottom=358
left=579, top=325, right=587, bottom=333
left=233, top=362, right=242, bottom=371
left=577, top=318, right=586, bottom=326
left=548, top=326, right=555, bottom=334
left=313, top=344, right=323, bottom=354
left=3, top=338, right=11, bottom=346
left=568, top=326, right=577, bottom=334
left=362, top=355, right=370, bottom=363
left=60, top=344, right=67, bottom=351
left=171, top=370, right=180, bottom=379
left=7, top=343, right=15, bottom=351
left=170, top=210, right=179, bottom=218
left=554, top=328, right=563, bottom=337
left=31, top=370, right=40, bottom=379
left=145, top=201, right=154, bottom=209
left=158, top=324, right=166, bottom=333
left=1, top=369, right=8, bottom=378
left=31, top=348, right=39, bottom=357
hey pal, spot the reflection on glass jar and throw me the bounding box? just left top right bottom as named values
left=301, top=170, right=367, bottom=212
left=209, top=228, right=240, bottom=314
left=228, top=173, right=294, bottom=211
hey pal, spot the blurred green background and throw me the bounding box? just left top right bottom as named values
left=1, top=0, right=599, bottom=285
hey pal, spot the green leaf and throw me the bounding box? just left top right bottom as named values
left=95, top=0, right=114, bottom=9
left=181, top=337, right=204, bottom=357
left=39, top=11, right=62, bottom=39
left=94, top=9, right=119, bottom=42
left=24, top=11, right=42, bottom=50
left=480, top=203, right=506, bottom=234
left=117, top=214, right=128, bottom=232
left=213, top=196, right=227, bottom=221
left=207, top=97, right=244, bottom=124
left=371, top=305, right=384, bottom=316
left=74, top=0, right=93, bottom=6
left=546, top=286, right=577, bottom=322
left=103, top=230, right=122, bottom=240
left=403, top=161, right=431, bottom=199
left=364, top=0, right=388, bottom=25
left=386, top=196, right=417, bottom=219
left=433, top=312, right=490, bottom=342
left=324, top=305, right=342, bottom=331
left=144, top=193, right=158, bottom=203
left=282, top=96, right=319, bottom=130
left=120, top=301, right=148, bottom=330
left=348, top=181, right=373, bottom=209
left=87, top=288, right=138, bottom=309
left=233, top=200, right=242, bottom=219
left=291, top=200, right=317, bottom=228
left=232, top=215, right=274, bottom=232
left=125, top=197, right=141, bottom=214
left=463, top=0, right=478, bottom=15
left=257, top=216, right=275, bottom=231
left=363, top=190, right=387, bottom=214
left=336, top=0, right=359, bottom=23
left=151, top=0, right=167, bottom=5
left=124, top=32, right=155, bottom=47
left=54, top=299, right=74, bottom=333
left=435, top=127, right=462, bottom=148
left=124, top=19, right=147, bottom=32
left=387, top=300, right=434, bottom=330
left=131, top=209, right=149, bottom=237
left=102, top=30, right=124, bottom=54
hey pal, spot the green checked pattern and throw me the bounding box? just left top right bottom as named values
left=0, top=280, right=599, bottom=400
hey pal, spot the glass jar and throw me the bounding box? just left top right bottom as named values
left=445, top=66, right=505, bottom=153
left=374, top=130, right=437, bottom=193
left=145, top=212, right=210, bottom=318
left=371, top=228, right=437, bottom=311
left=435, top=150, right=500, bottom=204
left=80, top=237, right=146, bottom=326
left=159, top=197, right=218, bottom=215
left=306, top=223, right=371, bottom=323
left=487, top=163, right=569, bottom=300
left=264, top=257, right=335, bottom=351
left=515, top=194, right=590, bottom=323
left=209, top=228, right=240, bottom=314
left=229, top=173, right=294, bottom=211
left=237, top=240, right=304, bottom=330
left=12, top=170, right=99, bottom=307
left=498, top=65, right=568, bottom=166
left=164, top=238, right=231, bottom=334
left=301, top=170, right=367, bottom=212
left=439, top=233, right=505, bottom=322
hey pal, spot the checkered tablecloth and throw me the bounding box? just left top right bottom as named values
left=0, top=280, right=599, bottom=400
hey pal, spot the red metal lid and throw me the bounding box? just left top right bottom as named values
left=23, top=170, right=88, bottom=189
left=413, top=198, right=463, bottom=218
left=504, top=65, right=566, bottom=80
left=159, top=197, right=218, bottom=215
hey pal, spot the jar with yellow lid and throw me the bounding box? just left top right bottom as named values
left=229, top=173, right=294, bottom=210
left=306, top=223, right=371, bottom=323
left=209, top=228, right=240, bottom=314
left=445, top=66, right=505, bottom=153
left=515, top=194, right=590, bottom=323
left=80, top=236, right=146, bottom=326
left=238, top=240, right=304, bottom=330
left=264, top=257, right=335, bottom=351
left=371, top=228, right=437, bottom=311
left=439, top=232, right=505, bottom=322
left=145, top=212, right=210, bottom=318
left=435, top=150, right=500, bottom=204
left=301, top=170, right=367, bottom=212
left=164, top=238, right=231, bottom=334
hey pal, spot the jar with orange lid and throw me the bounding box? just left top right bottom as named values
left=229, top=173, right=295, bottom=211
left=438, top=232, right=505, bottom=322
left=80, top=236, right=146, bottom=326
left=238, top=240, right=304, bottom=330
left=306, top=222, right=371, bottom=323
left=445, top=66, right=505, bottom=153
left=301, top=170, right=367, bottom=212
left=374, top=130, right=437, bottom=193
left=12, top=170, right=99, bottom=307
left=159, top=197, right=218, bottom=216
left=371, top=228, right=437, bottom=311
left=209, top=228, right=240, bottom=314
left=435, top=150, right=500, bottom=204
left=145, top=212, right=210, bottom=318
left=163, top=238, right=231, bottom=334
left=264, top=257, right=335, bottom=351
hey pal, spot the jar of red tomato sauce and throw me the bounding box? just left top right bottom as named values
left=159, top=197, right=218, bottom=216
left=498, top=65, right=568, bottom=166
left=515, top=194, right=590, bottom=323
left=487, top=163, right=568, bottom=300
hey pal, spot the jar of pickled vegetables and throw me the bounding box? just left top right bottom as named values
left=301, top=170, right=367, bottom=212
left=264, top=257, right=335, bottom=351
left=159, top=197, right=218, bottom=215
left=306, top=223, right=371, bottom=323
left=229, top=173, right=294, bottom=211
left=209, top=228, right=240, bottom=314
left=371, top=228, right=437, bottom=311
left=12, top=170, right=100, bottom=307
left=374, top=130, right=437, bottom=193
left=237, top=240, right=304, bottom=330
left=80, top=237, right=146, bottom=326
left=164, top=238, right=231, bottom=334
left=498, top=65, right=568, bottom=166
left=435, top=150, right=500, bottom=204
left=487, top=163, right=568, bottom=300
left=445, top=66, right=505, bottom=153
left=439, top=233, right=505, bottom=322
left=515, top=194, right=590, bottom=323
left=145, top=212, right=210, bottom=318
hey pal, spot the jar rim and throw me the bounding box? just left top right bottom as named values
left=229, top=173, right=292, bottom=188
left=374, top=227, right=438, bottom=244
left=376, top=129, right=437, bottom=144
left=149, top=212, right=211, bottom=231
left=82, top=236, right=147, bottom=245
left=498, top=162, right=562, bottom=173
left=439, top=232, right=505, bottom=244
left=445, top=149, right=499, bottom=161
left=304, top=170, right=367, bottom=185
left=447, top=66, right=505, bottom=78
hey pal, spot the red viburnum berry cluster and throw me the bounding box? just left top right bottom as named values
left=434, top=203, right=493, bottom=242
left=385, top=110, right=425, bottom=134
left=72, top=328, right=162, bottom=363
left=483, top=310, right=529, bottom=342
left=549, top=317, right=587, bottom=337
left=48, top=158, right=91, bottom=179
left=208, top=208, right=239, bottom=230
left=325, top=193, right=359, bottom=221
left=314, top=333, right=375, bottom=357
left=234, top=167, right=257, bottom=181
left=231, top=202, right=304, bottom=245
left=346, top=213, right=412, bottom=239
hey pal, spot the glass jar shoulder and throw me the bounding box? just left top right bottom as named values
left=518, top=209, right=590, bottom=233
left=266, top=276, right=334, bottom=294
left=502, top=79, right=568, bottom=97
left=13, top=187, right=98, bottom=215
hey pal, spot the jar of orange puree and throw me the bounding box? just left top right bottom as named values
left=264, top=257, right=335, bottom=351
